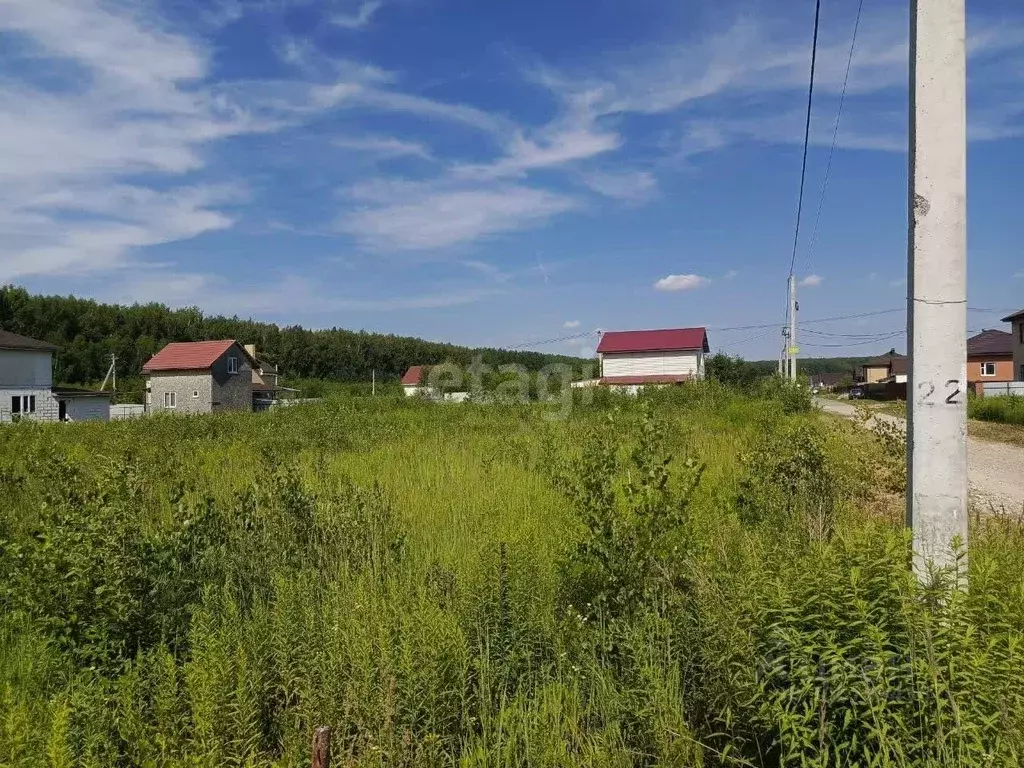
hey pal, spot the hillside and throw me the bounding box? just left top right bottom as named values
left=0, top=286, right=588, bottom=386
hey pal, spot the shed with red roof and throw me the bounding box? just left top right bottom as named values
left=142, top=340, right=256, bottom=414
left=596, top=327, right=709, bottom=390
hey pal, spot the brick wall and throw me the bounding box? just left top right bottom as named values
left=210, top=346, right=253, bottom=412
left=0, top=388, right=60, bottom=423
left=148, top=373, right=213, bottom=414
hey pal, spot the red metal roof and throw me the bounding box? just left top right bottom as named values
left=401, top=365, right=429, bottom=386
left=600, top=374, right=693, bottom=386
left=142, top=340, right=240, bottom=373
left=597, top=328, right=709, bottom=354
left=967, top=329, right=1013, bottom=357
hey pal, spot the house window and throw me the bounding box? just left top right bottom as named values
left=164, top=392, right=176, bottom=408
left=193, top=390, right=199, bottom=398
left=227, top=355, right=239, bottom=374
left=1020, top=323, right=1024, bottom=343
left=10, top=395, right=35, bottom=415
left=982, top=362, right=997, bottom=377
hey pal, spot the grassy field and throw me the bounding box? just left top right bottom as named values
left=969, top=394, right=1024, bottom=427
left=1, top=384, right=1023, bottom=767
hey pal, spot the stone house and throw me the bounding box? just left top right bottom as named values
left=142, top=340, right=255, bottom=415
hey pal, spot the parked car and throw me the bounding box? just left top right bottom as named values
left=849, top=386, right=865, bottom=400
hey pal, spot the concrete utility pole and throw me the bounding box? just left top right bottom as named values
left=907, top=0, right=968, bottom=580
left=788, top=275, right=798, bottom=381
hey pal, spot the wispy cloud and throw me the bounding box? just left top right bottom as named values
left=331, top=0, right=383, bottom=29
left=799, top=274, right=824, bottom=287
left=563, top=319, right=581, bottom=329
left=338, top=182, right=579, bottom=250
left=654, top=274, right=711, bottom=292
left=723, top=269, right=738, bottom=280
left=333, top=136, right=433, bottom=160
left=581, top=170, right=657, bottom=201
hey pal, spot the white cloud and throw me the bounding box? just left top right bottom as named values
left=799, top=274, right=824, bottom=287
left=582, top=170, right=657, bottom=201
left=453, top=126, right=621, bottom=180
left=331, top=0, right=383, bottom=29
left=338, top=183, right=579, bottom=250
left=723, top=269, right=738, bottom=280
left=654, top=274, right=711, bottom=292
left=563, top=320, right=581, bottom=329
left=889, top=277, right=907, bottom=288
left=333, top=136, right=433, bottom=160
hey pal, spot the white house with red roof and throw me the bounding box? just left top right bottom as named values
left=142, top=340, right=256, bottom=414
left=596, top=327, right=709, bottom=392
left=401, top=365, right=432, bottom=397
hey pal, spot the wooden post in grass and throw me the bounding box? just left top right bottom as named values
left=312, top=726, right=332, bottom=768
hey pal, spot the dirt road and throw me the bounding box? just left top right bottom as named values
left=816, top=398, right=1024, bottom=513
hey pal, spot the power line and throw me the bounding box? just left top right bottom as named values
left=802, top=327, right=901, bottom=339
left=802, top=0, right=866, bottom=278
left=506, top=329, right=596, bottom=350
left=788, top=0, right=824, bottom=278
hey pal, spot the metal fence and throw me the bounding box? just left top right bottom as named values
left=981, top=382, right=1024, bottom=397
left=110, top=404, right=146, bottom=420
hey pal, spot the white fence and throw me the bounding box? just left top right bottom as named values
left=110, top=404, right=146, bottom=420
left=982, top=382, right=1024, bottom=397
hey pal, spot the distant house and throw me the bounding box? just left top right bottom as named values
left=1001, top=309, right=1024, bottom=382
left=596, top=328, right=710, bottom=393
left=0, top=330, right=110, bottom=423
left=143, top=340, right=255, bottom=414
left=967, top=329, right=1014, bottom=394
left=807, top=372, right=848, bottom=391
left=401, top=365, right=433, bottom=397
left=858, top=351, right=907, bottom=384
left=244, top=344, right=282, bottom=409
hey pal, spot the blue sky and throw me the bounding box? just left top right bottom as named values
left=2, top=0, right=1024, bottom=360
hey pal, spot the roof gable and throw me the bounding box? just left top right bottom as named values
left=401, top=365, right=429, bottom=386
left=143, top=340, right=253, bottom=373
left=0, top=330, right=58, bottom=352
left=967, top=329, right=1013, bottom=357
left=597, top=328, right=709, bottom=354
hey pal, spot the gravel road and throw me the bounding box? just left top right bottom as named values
left=815, top=398, right=1024, bottom=514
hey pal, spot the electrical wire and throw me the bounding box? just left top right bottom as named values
left=505, top=329, right=597, bottom=350
left=788, top=0, right=823, bottom=278
left=801, top=0, right=865, bottom=278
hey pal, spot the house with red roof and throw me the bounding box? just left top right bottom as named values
left=596, top=327, right=710, bottom=392
left=142, top=340, right=256, bottom=414
left=401, top=365, right=431, bottom=397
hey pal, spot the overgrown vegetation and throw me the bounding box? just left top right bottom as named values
left=1, top=383, right=1021, bottom=766
left=969, top=393, right=1024, bottom=426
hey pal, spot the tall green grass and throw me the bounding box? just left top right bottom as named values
left=0, top=383, right=1021, bottom=766
left=969, top=393, right=1024, bottom=426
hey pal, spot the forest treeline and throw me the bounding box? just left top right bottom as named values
left=0, top=286, right=587, bottom=386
